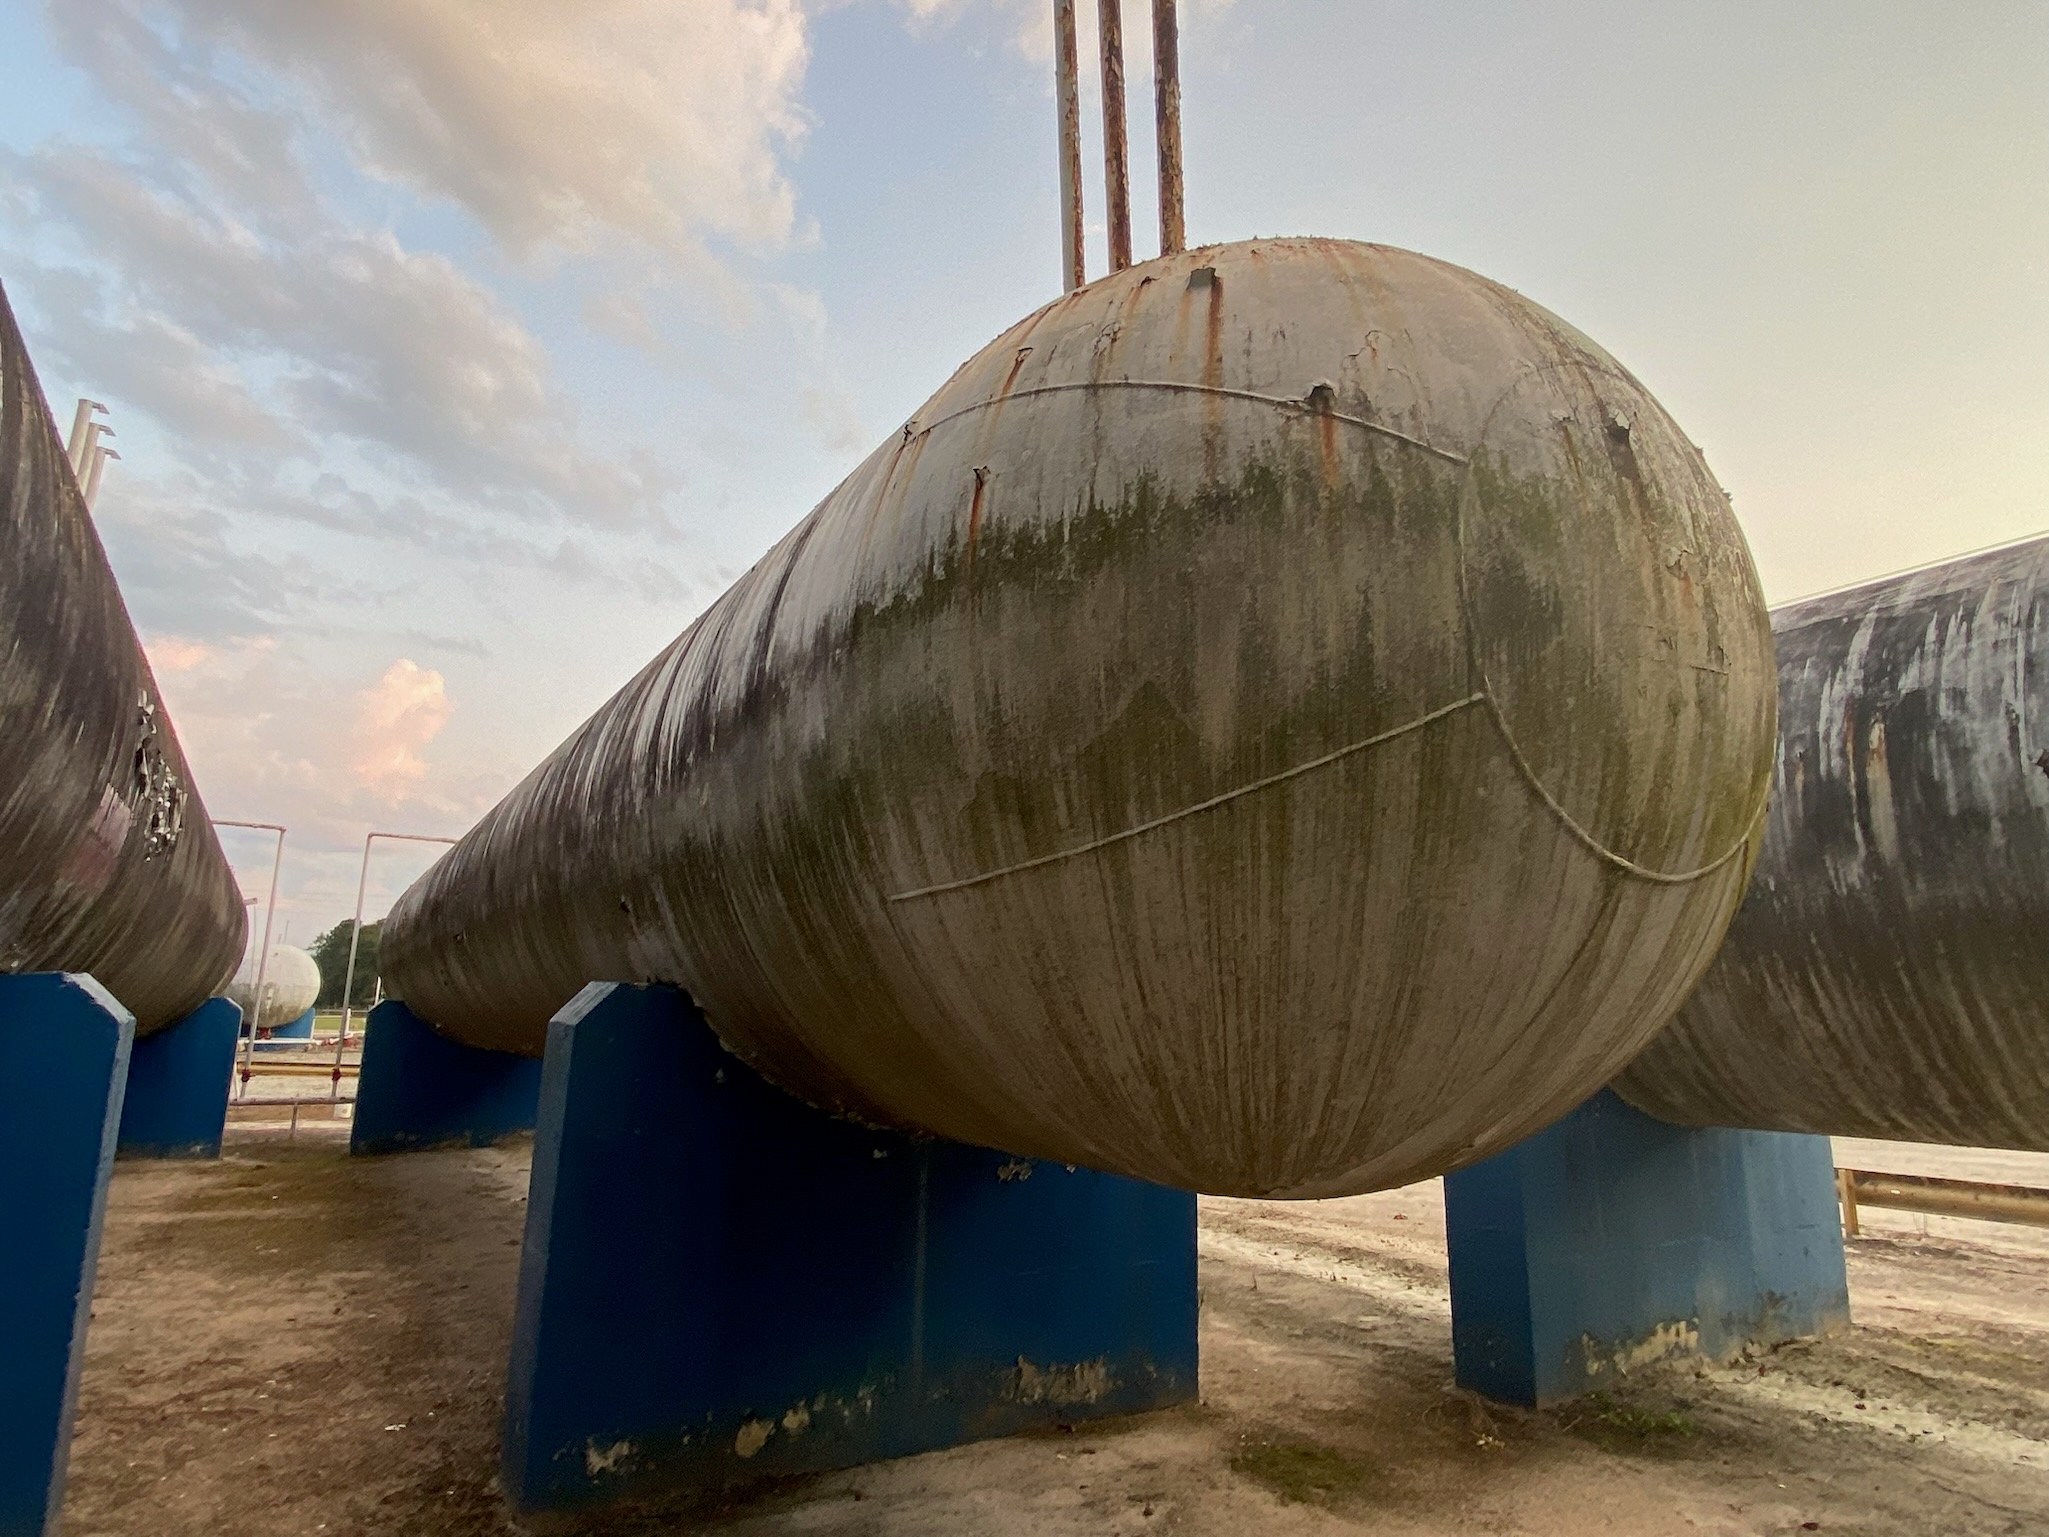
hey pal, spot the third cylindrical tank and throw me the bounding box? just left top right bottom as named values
left=1617, top=535, right=2049, bottom=1150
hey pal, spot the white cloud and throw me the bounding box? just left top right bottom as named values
left=73, top=0, right=813, bottom=268
left=144, top=636, right=218, bottom=674
left=146, top=635, right=496, bottom=945
left=41, top=3, right=316, bottom=221
left=351, top=659, right=452, bottom=800
left=11, top=146, right=662, bottom=522
left=7, top=0, right=888, bottom=582
left=16, top=262, right=298, bottom=459
left=88, top=489, right=322, bottom=640
left=146, top=637, right=497, bottom=840
left=800, top=385, right=866, bottom=455
left=5, top=0, right=903, bottom=937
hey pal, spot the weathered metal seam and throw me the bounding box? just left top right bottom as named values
left=1453, top=360, right=1772, bottom=886
left=893, top=359, right=1763, bottom=897
left=905, top=379, right=1472, bottom=466
left=1473, top=690, right=1765, bottom=885
left=886, top=693, right=1488, bottom=902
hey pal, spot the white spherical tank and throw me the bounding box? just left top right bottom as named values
left=226, top=942, right=322, bottom=1032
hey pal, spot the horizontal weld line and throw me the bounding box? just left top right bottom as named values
left=907, top=380, right=1471, bottom=466
left=886, top=694, right=1488, bottom=903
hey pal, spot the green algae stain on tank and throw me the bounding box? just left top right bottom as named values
left=380, top=238, right=1773, bottom=1198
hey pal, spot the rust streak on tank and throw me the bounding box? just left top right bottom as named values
left=1195, top=262, right=1225, bottom=481
left=998, top=347, right=1033, bottom=400
left=965, top=466, right=989, bottom=573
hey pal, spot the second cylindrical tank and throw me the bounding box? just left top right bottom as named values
left=384, top=238, right=1775, bottom=1198
left=0, top=280, right=246, bottom=1029
left=1617, top=535, right=2049, bottom=1150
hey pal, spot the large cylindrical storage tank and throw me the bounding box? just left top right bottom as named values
left=227, top=943, right=323, bottom=1033
left=1616, top=536, right=2049, bottom=1150
left=383, top=238, right=1775, bottom=1198
left=0, top=282, right=246, bottom=1029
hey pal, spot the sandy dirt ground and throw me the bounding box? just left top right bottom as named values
left=62, top=1126, right=2048, bottom=1537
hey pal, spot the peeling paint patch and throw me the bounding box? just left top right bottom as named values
left=1009, top=1356, right=1113, bottom=1405
left=996, top=1157, right=1034, bottom=1182
left=1576, top=1319, right=1701, bottom=1380
left=583, top=1438, right=634, bottom=1476
left=733, top=1418, right=774, bottom=1458
left=781, top=1402, right=812, bottom=1435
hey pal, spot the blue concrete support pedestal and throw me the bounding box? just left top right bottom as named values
left=503, top=983, right=1199, bottom=1512
left=270, top=1007, right=315, bottom=1041
left=116, top=997, right=240, bottom=1159
left=1443, top=1090, right=1849, bottom=1406
left=253, top=1007, right=315, bottom=1051
left=0, top=973, right=133, bottom=1537
left=349, top=999, right=541, bottom=1155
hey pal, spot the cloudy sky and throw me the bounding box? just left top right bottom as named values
left=2, top=0, right=2043, bottom=944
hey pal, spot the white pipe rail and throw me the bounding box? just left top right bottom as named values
left=214, top=821, right=286, bottom=1099
left=333, top=831, right=457, bottom=1099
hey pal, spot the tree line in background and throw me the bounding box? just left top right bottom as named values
left=307, top=919, right=381, bottom=1009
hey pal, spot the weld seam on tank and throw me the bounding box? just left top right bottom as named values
left=1452, top=360, right=1772, bottom=886
left=888, top=692, right=1490, bottom=901
left=886, top=672, right=1765, bottom=901
left=906, top=377, right=1472, bottom=466
left=907, top=372, right=1772, bottom=890
left=1473, top=692, right=1767, bottom=886
left=903, top=373, right=1767, bottom=890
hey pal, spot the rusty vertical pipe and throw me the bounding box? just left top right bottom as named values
left=1152, top=0, right=1184, bottom=256
left=1098, top=0, right=1133, bottom=272
left=1053, top=0, right=1086, bottom=292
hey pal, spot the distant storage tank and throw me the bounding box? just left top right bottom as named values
left=383, top=239, right=1775, bottom=1198
left=0, top=281, right=246, bottom=1029
left=227, top=943, right=322, bottom=1033
left=1616, top=536, right=2049, bottom=1150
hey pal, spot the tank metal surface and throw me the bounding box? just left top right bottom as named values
left=0, top=282, right=246, bottom=1030
left=383, top=238, right=1774, bottom=1198
left=1617, top=536, right=2049, bottom=1150
left=226, top=942, right=322, bottom=1032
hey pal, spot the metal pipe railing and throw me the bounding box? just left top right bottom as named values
left=333, top=831, right=456, bottom=1098
left=214, top=820, right=286, bottom=1099
left=1837, top=1167, right=2049, bottom=1234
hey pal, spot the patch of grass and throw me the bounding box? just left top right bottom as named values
left=1565, top=1392, right=1696, bottom=1452
left=1230, top=1439, right=1372, bottom=1505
